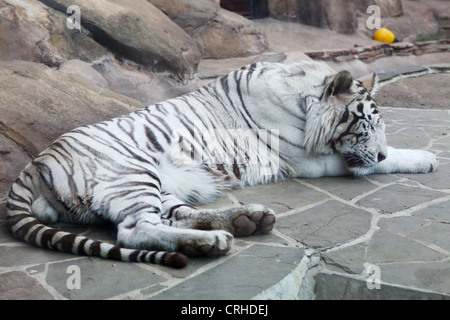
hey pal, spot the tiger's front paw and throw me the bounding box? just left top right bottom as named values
left=390, top=149, right=439, bottom=174
left=371, top=147, right=439, bottom=175
left=409, top=150, right=439, bottom=173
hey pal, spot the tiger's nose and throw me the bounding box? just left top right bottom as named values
left=377, top=152, right=386, bottom=162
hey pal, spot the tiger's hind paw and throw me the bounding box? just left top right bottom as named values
left=230, top=204, right=276, bottom=237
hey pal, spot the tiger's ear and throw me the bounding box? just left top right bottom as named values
left=358, top=72, right=379, bottom=96
left=327, top=70, right=353, bottom=96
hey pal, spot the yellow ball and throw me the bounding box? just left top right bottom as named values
left=373, top=28, right=396, bottom=44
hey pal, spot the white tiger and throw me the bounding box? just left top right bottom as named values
left=6, top=61, right=438, bottom=268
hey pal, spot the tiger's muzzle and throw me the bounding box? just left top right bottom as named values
left=343, top=151, right=386, bottom=169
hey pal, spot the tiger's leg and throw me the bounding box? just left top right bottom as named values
left=116, top=212, right=233, bottom=257
left=110, top=189, right=233, bottom=257
left=160, top=193, right=276, bottom=237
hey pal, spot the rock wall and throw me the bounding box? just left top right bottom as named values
left=267, top=0, right=410, bottom=34
left=354, top=0, right=403, bottom=17
left=0, top=0, right=106, bottom=67
left=38, top=0, right=202, bottom=78
left=381, top=0, right=440, bottom=42
left=149, top=0, right=268, bottom=59
left=0, top=0, right=268, bottom=106
left=0, top=60, right=144, bottom=196
left=268, top=0, right=359, bottom=34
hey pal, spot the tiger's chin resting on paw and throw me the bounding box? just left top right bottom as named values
left=348, top=147, right=439, bottom=176
left=5, top=60, right=438, bottom=268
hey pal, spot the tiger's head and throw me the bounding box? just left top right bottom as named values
left=304, top=69, right=388, bottom=173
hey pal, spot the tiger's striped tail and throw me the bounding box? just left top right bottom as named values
left=5, top=173, right=188, bottom=269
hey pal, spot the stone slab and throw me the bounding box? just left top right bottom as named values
left=229, top=179, right=329, bottom=214
left=315, top=272, right=450, bottom=300
left=357, top=184, right=447, bottom=214
left=151, top=244, right=304, bottom=300
left=300, top=176, right=378, bottom=201
left=0, top=246, right=76, bottom=268
left=45, top=258, right=167, bottom=300
left=0, top=271, right=55, bottom=300
left=276, top=200, right=372, bottom=249
left=367, top=230, right=445, bottom=264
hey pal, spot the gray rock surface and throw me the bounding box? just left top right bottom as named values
left=91, top=55, right=196, bottom=105
left=382, top=0, right=439, bottom=42
left=354, top=0, right=404, bottom=18
left=0, top=0, right=106, bottom=66
left=59, top=59, right=108, bottom=88
left=375, top=73, right=450, bottom=109
left=39, top=0, right=201, bottom=79
left=149, top=0, right=268, bottom=59
left=267, top=0, right=358, bottom=34
left=0, top=0, right=199, bottom=106
left=0, top=60, right=143, bottom=196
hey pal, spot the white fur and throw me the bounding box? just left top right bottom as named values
left=353, top=146, right=439, bottom=176
left=158, top=155, right=225, bottom=204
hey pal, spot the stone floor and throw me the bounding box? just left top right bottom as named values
left=1, top=64, right=450, bottom=300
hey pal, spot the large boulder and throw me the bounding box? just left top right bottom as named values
left=355, top=0, right=441, bottom=42
left=148, top=0, right=268, bottom=58
left=0, top=0, right=106, bottom=66
left=417, top=0, right=450, bottom=21
left=374, top=73, right=450, bottom=110
left=0, top=60, right=144, bottom=197
left=0, top=0, right=198, bottom=106
left=354, top=0, right=404, bottom=17
left=390, top=1, right=438, bottom=40
left=378, top=0, right=439, bottom=41
left=268, top=0, right=358, bottom=34
left=416, top=0, right=450, bottom=38
left=59, top=59, right=109, bottom=88
left=58, top=55, right=196, bottom=106
left=39, top=0, right=201, bottom=79
left=91, top=55, right=196, bottom=105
